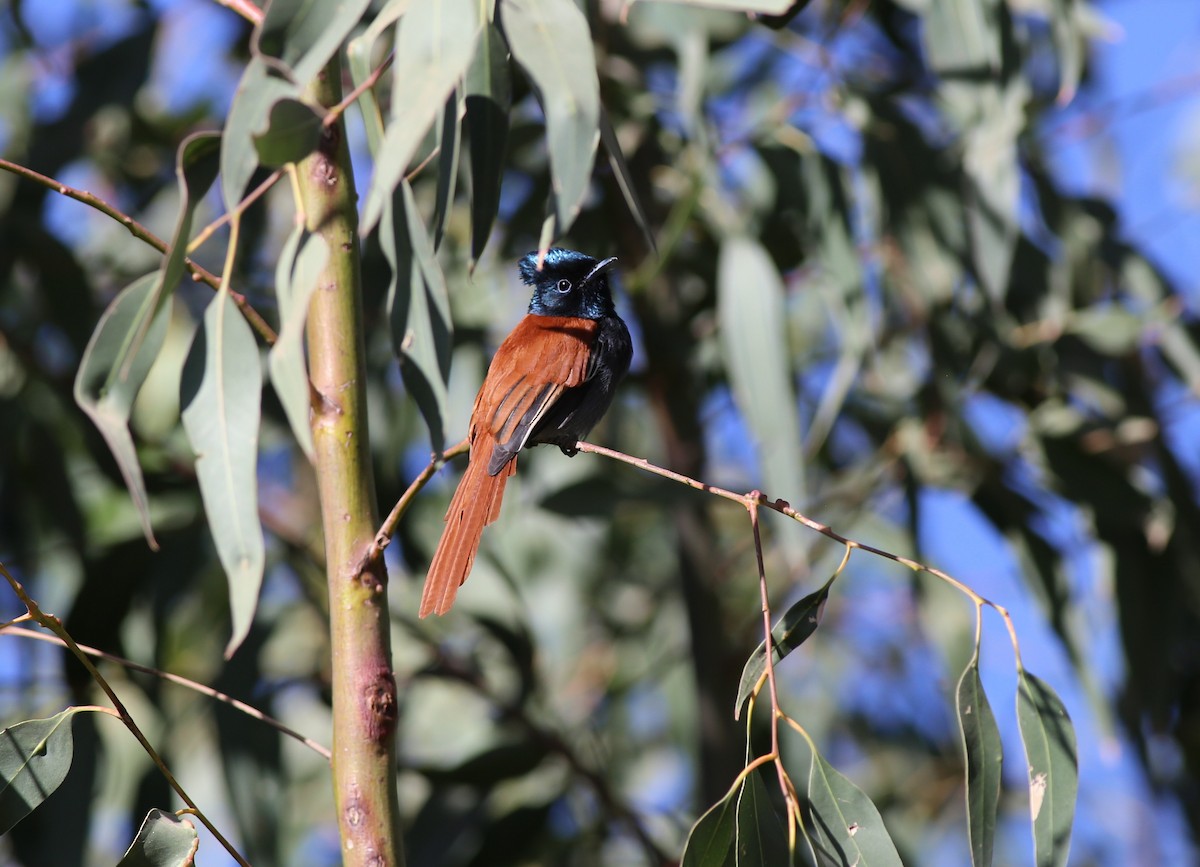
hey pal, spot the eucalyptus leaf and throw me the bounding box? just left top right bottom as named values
left=180, top=292, right=266, bottom=658
left=804, top=741, right=903, bottom=866
left=681, top=784, right=737, bottom=867
left=253, top=97, right=323, bottom=167
left=0, top=709, right=87, bottom=835
left=600, top=106, right=656, bottom=256
left=1016, top=671, right=1078, bottom=867
left=73, top=273, right=171, bottom=549
left=254, top=0, right=373, bottom=85
left=717, top=237, right=806, bottom=505
left=432, top=88, right=463, bottom=251
left=503, top=0, right=600, bottom=230
left=115, top=809, right=199, bottom=867
left=735, top=581, right=830, bottom=718
left=465, top=20, right=511, bottom=263
left=957, top=652, right=1003, bottom=866
left=267, top=227, right=329, bottom=461
left=361, top=0, right=481, bottom=232
left=223, top=58, right=298, bottom=211
left=735, top=768, right=791, bottom=865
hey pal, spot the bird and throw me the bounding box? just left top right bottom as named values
left=418, top=248, right=633, bottom=618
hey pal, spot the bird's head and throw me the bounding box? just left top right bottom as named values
left=520, top=248, right=618, bottom=319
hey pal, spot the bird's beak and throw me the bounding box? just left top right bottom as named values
left=582, top=256, right=617, bottom=286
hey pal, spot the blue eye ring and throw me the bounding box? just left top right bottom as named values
left=556, top=279, right=572, bottom=293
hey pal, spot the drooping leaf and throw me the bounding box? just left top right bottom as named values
left=253, top=97, right=323, bottom=167
left=253, top=0, right=373, bottom=86
left=681, top=784, right=737, bottom=867
left=222, top=58, right=298, bottom=211
left=0, top=710, right=86, bottom=835
left=432, top=88, right=463, bottom=251
left=803, top=741, right=903, bottom=867
left=267, top=227, right=329, bottom=461
left=956, top=651, right=1003, bottom=867
left=465, top=20, right=511, bottom=263
left=717, top=237, right=806, bottom=503
left=361, top=0, right=482, bottom=232
left=735, top=581, right=830, bottom=718
left=158, top=133, right=223, bottom=318
left=73, top=273, right=171, bottom=549
left=1016, top=671, right=1078, bottom=867
left=503, top=0, right=600, bottom=230
left=599, top=106, right=656, bottom=256
left=735, top=768, right=791, bottom=866
left=346, top=0, right=415, bottom=154
left=382, top=182, right=453, bottom=450
left=964, top=83, right=1024, bottom=300
left=1050, top=0, right=1084, bottom=103
left=180, top=292, right=266, bottom=659
left=115, top=809, right=199, bottom=867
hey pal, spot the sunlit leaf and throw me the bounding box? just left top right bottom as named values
left=382, top=182, right=453, bottom=449
left=1016, top=671, right=1078, bottom=867
left=964, top=84, right=1023, bottom=300
left=267, top=227, right=329, bottom=461
left=73, top=273, right=170, bottom=549
left=1067, top=306, right=1143, bottom=356
left=650, top=0, right=794, bottom=11
left=0, top=709, right=87, bottom=835
left=253, top=97, right=323, bottom=167
left=346, top=0, right=414, bottom=154
left=361, top=0, right=481, bottom=232
left=735, top=582, right=830, bottom=719
left=1050, top=0, right=1085, bottom=103
left=717, top=236, right=806, bottom=503
left=503, top=0, right=600, bottom=230
left=254, top=0, right=373, bottom=85
left=465, top=20, right=510, bottom=263
left=180, top=292, right=265, bottom=659
left=804, top=742, right=903, bottom=866
left=223, top=58, right=298, bottom=211
left=957, top=651, right=1003, bottom=866
left=923, top=0, right=1001, bottom=76
left=115, top=809, right=198, bottom=867
left=681, top=782, right=738, bottom=867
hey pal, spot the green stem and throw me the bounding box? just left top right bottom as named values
left=298, top=58, right=405, bottom=867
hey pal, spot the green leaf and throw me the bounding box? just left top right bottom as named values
left=346, top=0, right=414, bottom=155
left=465, top=20, right=511, bottom=263
left=964, top=84, right=1024, bottom=300
left=432, top=88, right=463, bottom=251
left=423, top=741, right=548, bottom=787
left=254, top=0, right=373, bottom=85
left=681, top=784, right=737, bottom=867
left=267, top=227, right=329, bottom=462
left=653, top=0, right=794, bottom=11
left=0, top=709, right=85, bottom=834
left=222, top=58, right=298, bottom=212
left=361, top=0, right=482, bottom=232
left=1016, top=671, right=1078, bottom=867
left=956, top=652, right=1003, bottom=866
left=382, top=182, right=453, bottom=449
left=804, top=744, right=903, bottom=866
left=253, top=97, right=323, bottom=167
left=599, top=106, right=656, bottom=256
left=73, top=273, right=171, bottom=549
left=717, top=237, right=806, bottom=504
left=735, top=768, right=791, bottom=865
left=116, top=808, right=199, bottom=867
left=1050, top=0, right=1084, bottom=103
left=180, top=292, right=265, bottom=659
left=923, top=0, right=1002, bottom=76
left=1067, top=306, right=1143, bottom=356
left=503, top=0, right=600, bottom=230
left=735, top=582, right=830, bottom=719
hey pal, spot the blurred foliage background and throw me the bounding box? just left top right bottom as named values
left=1, top=0, right=1199, bottom=864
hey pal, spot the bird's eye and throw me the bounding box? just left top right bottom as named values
left=556, top=279, right=572, bottom=293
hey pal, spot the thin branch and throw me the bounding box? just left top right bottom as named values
left=357, top=438, right=470, bottom=576
left=0, top=157, right=278, bottom=346
left=325, top=51, right=395, bottom=128
left=0, top=624, right=331, bottom=760
left=0, top=560, right=252, bottom=867
left=188, top=168, right=284, bottom=254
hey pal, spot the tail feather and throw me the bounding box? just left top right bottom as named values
left=419, top=449, right=515, bottom=617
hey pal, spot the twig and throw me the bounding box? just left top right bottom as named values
left=0, top=624, right=331, bottom=760
left=0, top=157, right=278, bottom=346
left=325, top=52, right=395, bottom=127
left=0, top=560, right=252, bottom=867
left=188, top=168, right=284, bottom=254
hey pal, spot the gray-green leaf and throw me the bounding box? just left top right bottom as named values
left=735, top=581, right=830, bottom=719
left=503, top=0, right=600, bottom=230
left=223, top=58, right=298, bottom=211
left=0, top=709, right=86, bottom=835
left=805, top=743, right=903, bottom=866
left=1016, top=671, right=1078, bottom=867
left=681, top=783, right=738, bottom=867
left=957, top=652, right=1003, bottom=866
left=180, top=292, right=265, bottom=658
left=361, top=0, right=482, bottom=232
left=253, top=97, right=323, bottom=167
left=116, top=808, right=199, bottom=867
left=73, top=273, right=171, bottom=549
left=254, top=0, right=373, bottom=86
left=268, top=228, right=329, bottom=461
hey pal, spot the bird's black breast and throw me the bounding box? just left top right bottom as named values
left=529, top=315, right=632, bottom=450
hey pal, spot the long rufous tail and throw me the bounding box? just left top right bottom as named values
left=419, top=444, right=515, bottom=617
